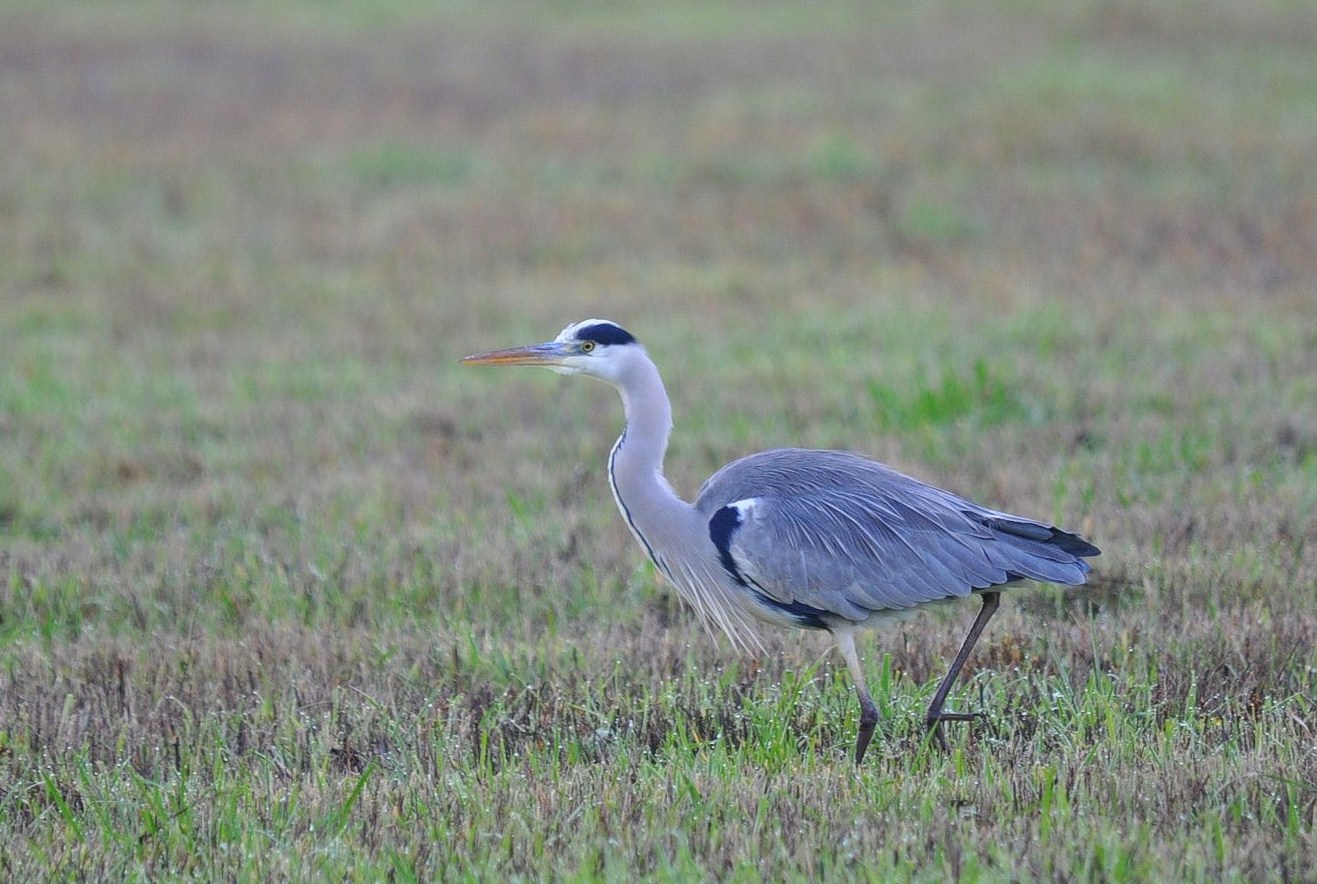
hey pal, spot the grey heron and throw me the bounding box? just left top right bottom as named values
left=462, top=319, right=1099, bottom=763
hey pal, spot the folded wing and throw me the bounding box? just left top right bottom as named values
left=696, top=449, right=1099, bottom=624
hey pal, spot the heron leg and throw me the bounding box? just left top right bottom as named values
left=925, top=591, right=1001, bottom=747
left=833, top=627, right=880, bottom=764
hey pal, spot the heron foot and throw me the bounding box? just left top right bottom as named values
left=924, top=709, right=984, bottom=752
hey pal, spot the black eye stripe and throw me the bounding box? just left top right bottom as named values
left=575, top=323, right=637, bottom=346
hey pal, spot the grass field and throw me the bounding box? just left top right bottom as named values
left=2, top=0, right=1315, bottom=878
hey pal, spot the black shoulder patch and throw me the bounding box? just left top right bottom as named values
left=708, top=505, right=747, bottom=587
left=710, top=504, right=830, bottom=630
left=575, top=322, right=637, bottom=346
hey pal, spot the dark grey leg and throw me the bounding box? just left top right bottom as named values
left=925, top=591, right=1001, bottom=748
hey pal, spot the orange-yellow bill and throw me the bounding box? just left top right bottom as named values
left=460, top=342, right=569, bottom=366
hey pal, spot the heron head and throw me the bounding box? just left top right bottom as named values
left=461, top=319, right=640, bottom=381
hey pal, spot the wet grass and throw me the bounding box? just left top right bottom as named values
left=1, top=0, right=1316, bottom=878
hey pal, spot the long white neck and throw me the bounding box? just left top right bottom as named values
left=606, top=350, right=700, bottom=572
left=613, top=352, right=675, bottom=487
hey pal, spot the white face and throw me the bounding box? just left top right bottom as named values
left=547, top=319, right=637, bottom=380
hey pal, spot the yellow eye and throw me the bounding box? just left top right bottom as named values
left=580, top=340, right=596, bottom=353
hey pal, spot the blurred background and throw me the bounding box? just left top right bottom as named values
left=3, top=0, right=1312, bottom=628
left=1, top=0, right=1314, bottom=876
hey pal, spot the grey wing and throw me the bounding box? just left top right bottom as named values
left=696, top=449, right=1099, bottom=624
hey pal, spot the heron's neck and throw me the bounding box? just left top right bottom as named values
left=617, top=362, right=672, bottom=478
left=608, top=354, right=693, bottom=524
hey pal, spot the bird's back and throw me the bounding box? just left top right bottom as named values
left=695, top=449, right=1099, bottom=625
